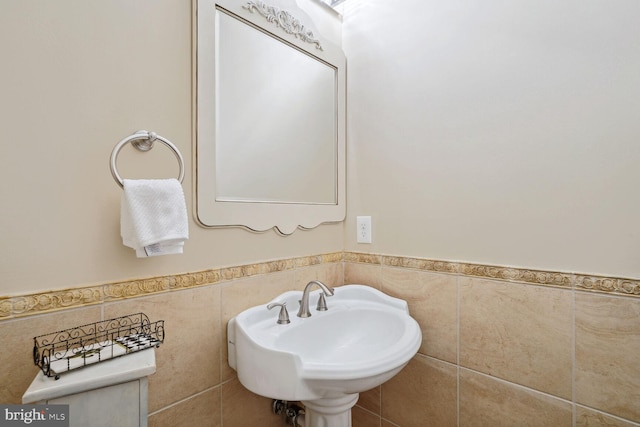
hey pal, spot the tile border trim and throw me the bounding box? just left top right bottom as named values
left=1, top=252, right=343, bottom=320
left=2, top=251, right=638, bottom=320
left=345, top=251, right=640, bottom=297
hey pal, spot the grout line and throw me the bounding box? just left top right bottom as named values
left=458, top=365, right=574, bottom=406
left=147, top=385, right=221, bottom=417
left=378, top=259, right=384, bottom=427
left=218, top=286, right=224, bottom=427
left=351, top=403, right=381, bottom=425
left=575, top=404, right=640, bottom=427
left=456, top=274, right=461, bottom=427
left=571, top=277, right=577, bottom=427
left=378, top=385, right=382, bottom=427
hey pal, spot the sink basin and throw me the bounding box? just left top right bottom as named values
left=228, top=284, right=422, bottom=414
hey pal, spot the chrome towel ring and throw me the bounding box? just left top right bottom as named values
left=110, top=130, right=185, bottom=188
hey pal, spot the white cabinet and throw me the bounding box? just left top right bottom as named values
left=47, top=378, right=147, bottom=427
left=23, top=349, right=155, bottom=427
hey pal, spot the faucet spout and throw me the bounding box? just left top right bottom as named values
left=297, top=280, right=334, bottom=318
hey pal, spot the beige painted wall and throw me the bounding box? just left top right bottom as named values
left=4, top=0, right=637, bottom=291
left=0, top=0, right=343, bottom=296
left=343, top=0, right=640, bottom=278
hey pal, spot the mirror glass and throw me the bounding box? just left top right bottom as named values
left=215, top=10, right=337, bottom=204
left=196, top=0, right=346, bottom=234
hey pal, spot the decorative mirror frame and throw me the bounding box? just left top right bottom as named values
left=194, top=0, right=346, bottom=235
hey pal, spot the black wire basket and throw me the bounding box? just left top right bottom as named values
left=33, top=313, right=164, bottom=379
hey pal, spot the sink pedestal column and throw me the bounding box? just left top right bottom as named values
left=302, top=394, right=359, bottom=427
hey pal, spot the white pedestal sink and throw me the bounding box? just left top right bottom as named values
left=228, top=284, right=422, bottom=426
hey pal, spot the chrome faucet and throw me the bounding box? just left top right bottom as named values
left=297, top=280, right=334, bottom=318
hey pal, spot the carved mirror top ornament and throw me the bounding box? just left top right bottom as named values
left=243, top=1, right=323, bottom=50
left=195, top=0, right=346, bottom=235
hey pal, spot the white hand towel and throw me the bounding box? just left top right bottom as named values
left=121, top=179, right=189, bottom=257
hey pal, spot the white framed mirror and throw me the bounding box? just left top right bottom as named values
left=195, top=0, right=346, bottom=235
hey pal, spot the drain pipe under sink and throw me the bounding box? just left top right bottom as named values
left=273, top=399, right=305, bottom=426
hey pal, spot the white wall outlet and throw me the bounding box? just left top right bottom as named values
left=356, top=216, right=372, bottom=244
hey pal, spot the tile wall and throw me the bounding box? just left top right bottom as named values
left=0, top=253, right=343, bottom=427
left=1, top=251, right=638, bottom=426
left=345, top=253, right=640, bottom=427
